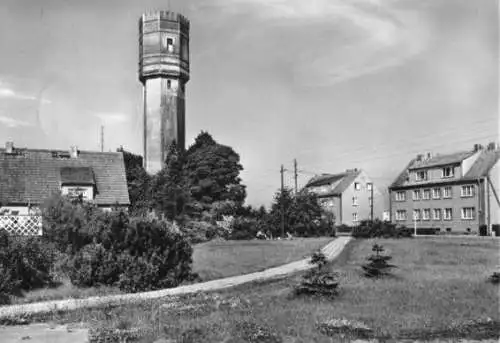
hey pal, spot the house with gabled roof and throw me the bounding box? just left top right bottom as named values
left=304, top=168, right=385, bottom=226
left=389, top=142, right=500, bottom=235
left=0, top=142, right=130, bottom=215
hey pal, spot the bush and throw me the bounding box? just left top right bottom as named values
left=336, top=224, right=353, bottom=233
left=294, top=251, right=340, bottom=298
left=352, top=220, right=412, bottom=239
left=488, top=271, right=500, bottom=285
left=0, top=231, right=58, bottom=303
left=229, top=217, right=260, bottom=240
left=361, top=244, right=397, bottom=278
left=415, top=227, right=440, bottom=235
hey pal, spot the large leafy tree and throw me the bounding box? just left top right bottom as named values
left=151, top=142, right=193, bottom=222
left=183, top=131, right=246, bottom=212
left=116, top=147, right=152, bottom=215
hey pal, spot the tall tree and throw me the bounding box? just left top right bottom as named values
left=151, top=142, right=193, bottom=222
left=116, top=147, right=151, bottom=215
left=184, top=131, right=246, bottom=210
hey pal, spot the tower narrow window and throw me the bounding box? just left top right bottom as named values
left=167, top=38, right=174, bottom=53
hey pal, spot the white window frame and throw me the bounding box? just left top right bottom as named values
left=461, top=185, right=474, bottom=197
left=442, top=166, right=454, bottom=178
left=395, top=210, right=407, bottom=221
left=354, top=182, right=361, bottom=191
left=413, top=209, right=421, bottom=220
left=415, top=170, right=428, bottom=181
left=412, top=190, right=420, bottom=201
left=432, top=188, right=441, bottom=199
left=444, top=208, right=452, bottom=221
left=433, top=208, right=441, bottom=220
left=367, top=183, right=373, bottom=191
left=352, top=212, right=359, bottom=223
left=352, top=196, right=358, bottom=206
left=443, top=186, right=452, bottom=199
left=422, top=209, right=431, bottom=221
left=395, top=191, right=406, bottom=202
left=422, top=189, right=431, bottom=200
left=461, top=207, right=475, bottom=220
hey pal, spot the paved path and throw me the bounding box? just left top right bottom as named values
left=0, top=237, right=351, bottom=320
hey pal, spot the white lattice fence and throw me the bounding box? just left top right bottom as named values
left=0, top=215, right=43, bottom=236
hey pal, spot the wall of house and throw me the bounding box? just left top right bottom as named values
left=391, top=182, right=481, bottom=233
left=341, top=171, right=382, bottom=226
left=488, top=160, right=500, bottom=228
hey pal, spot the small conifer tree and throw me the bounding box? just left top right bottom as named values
left=361, top=244, right=397, bottom=278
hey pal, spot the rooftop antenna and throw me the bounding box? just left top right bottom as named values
left=100, top=125, right=104, bottom=152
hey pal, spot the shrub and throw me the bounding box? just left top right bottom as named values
left=229, top=217, right=259, bottom=240
left=361, top=244, right=397, bottom=278
left=0, top=231, right=58, bottom=303
left=181, top=220, right=215, bottom=244
left=415, top=227, right=440, bottom=235
left=488, top=271, right=500, bottom=285
left=294, top=250, right=340, bottom=298
left=352, top=220, right=412, bottom=239
left=336, top=224, right=353, bottom=233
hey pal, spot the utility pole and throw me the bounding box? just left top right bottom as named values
left=280, top=164, right=286, bottom=238
left=370, top=183, right=374, bottom=221
left=100, top=125, right=104, bottom=153
left=294, top=159, right=298, bottom=194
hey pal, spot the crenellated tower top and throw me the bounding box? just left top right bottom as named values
left=138, top=10, right=190, bottom=84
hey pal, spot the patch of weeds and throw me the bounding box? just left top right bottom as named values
left=361, top=243, right=397, bottom=278
left=88, top=326, right=154, bottom=343
left=316, top=318, right=374, bottom=340
left=234, top=321, right=283, bottom=343
left=293, top=251, right=339, bottom=298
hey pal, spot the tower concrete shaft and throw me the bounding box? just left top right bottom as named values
left=138, top=11, right=190, bottom=173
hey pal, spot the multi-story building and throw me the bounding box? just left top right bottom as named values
left=304, top=168, right=384, bottom=226
left=389, top=143, right=500, bottom=234
left=0, top=142, right=130, bottom=214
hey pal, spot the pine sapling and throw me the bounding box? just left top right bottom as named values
left=361, top=244, right=397, bottom=278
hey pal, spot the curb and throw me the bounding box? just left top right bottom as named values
left=0, top=237, right=352, bottom=319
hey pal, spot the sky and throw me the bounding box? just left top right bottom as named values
left=0, top=0, right=498, bottom=208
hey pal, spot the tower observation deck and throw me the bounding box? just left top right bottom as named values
left=138, top=11, right=190, bottom=173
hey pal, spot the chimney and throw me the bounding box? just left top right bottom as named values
left=425, top=151, right=432, bottom=160
left=69, top=146, right=79, bottom=158
left=473, top=144, right=483, bottom=152
left=487, top=142, right=497, bottom=151
left=416, top=154, right=424, bottom=162
left=5, top=141, right=13, bottom=154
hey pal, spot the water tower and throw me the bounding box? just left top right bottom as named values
left=138, top=11, right=190, bottom=173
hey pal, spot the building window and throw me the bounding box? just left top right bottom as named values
left=415, top=170, right=428, bottom=181
left=395, top=191, right=406, bottom=202
left=167, top=37, right=174, bottom=52
left=443, top=186, right=452, bottom=198
left=422, top=209, right=431, bottom=220
left=444, top=208, right=452, bottom=220
left=461, top=207, right=475, bottom=220
left=433, top=208, right=442, bottom=220
left=352, top=212, right=358, bottom=223
left=396, top=210, right=407, bottom=221
left=461, top=185, right=474, bottom=197
left=354, top=182, right=361, bottom=191
left=422, top=189, right=431, bottom=200
left=413, top=209, right=421, bottom=220
left=432, top=188, right=441, bottom=199
left=369, top=197, right=373, bottom=206
left=367, top=183, right=372, bottom=191
left=167, top=80, right=171, bottom=89
left=442, top=166, right=454, bottom=178
left=412, top=190, right=420, bottom=201
left=352, top=196, right=358, bottom=206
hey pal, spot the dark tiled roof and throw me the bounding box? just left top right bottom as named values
left=60, top=167, right=95, bottom=185
left=0, top=148, right=130, bottom=206
left=408, top=151, right=474, bottom=170
left=390, top=149, right=500, bottom=189
left=305, top=170, right=361, bottom=196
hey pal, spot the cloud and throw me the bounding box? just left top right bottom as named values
left=93, top=112, right=129, bottom=125
left=0, top=115, right=32, bottom=128
left=201, top=0, right=429, bottom=86
left=0, top=84, right=52, bottom=104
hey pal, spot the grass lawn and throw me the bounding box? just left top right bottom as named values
left=10, top=237, right=499, bottom=342
left=192, top=237, right=334, bottom=281
left=9, top=237, right=333, bottom=305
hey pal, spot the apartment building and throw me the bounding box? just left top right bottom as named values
left=304, top=168, right=384, bottom=226
left=389, top=143, right=500, bottom=234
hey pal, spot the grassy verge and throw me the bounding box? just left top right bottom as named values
left=4, top=237, right=498, bottom=342
left=192, top=237, right=334, bottom=281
